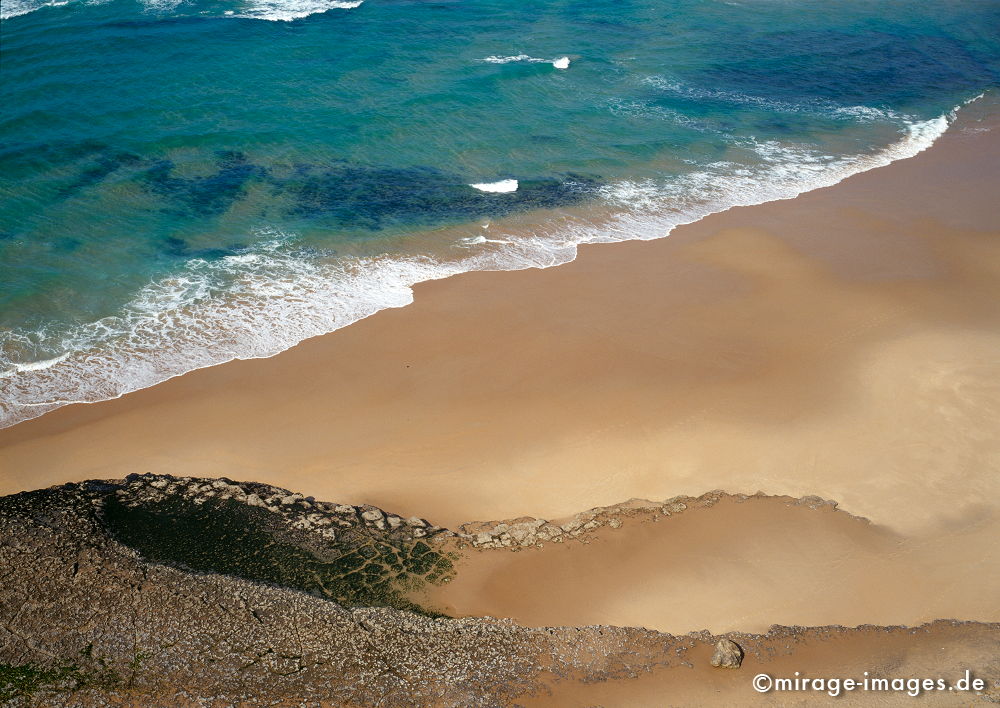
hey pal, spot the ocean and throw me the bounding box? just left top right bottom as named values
left=1, top=0, right=998, bottom=426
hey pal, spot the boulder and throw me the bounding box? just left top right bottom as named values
left=710, top=639, right=743, bottom=669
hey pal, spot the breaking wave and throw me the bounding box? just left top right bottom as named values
left=481, top=54, right=550, bottom=64
left=0, top=107, right=959, bottom=428
left=233, top=0, right=362, bottom=21
left=1, top=0, right=72, bottom=20
left=1, top=0, right=362, bottom=21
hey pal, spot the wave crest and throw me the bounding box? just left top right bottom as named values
left=0, top=109, right=958, bottom=428
left=234, top=0, right=362, bottom=21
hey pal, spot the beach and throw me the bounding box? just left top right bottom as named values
left=420, top=494, right=999, bottom=634
left=3, top=0, right=999, bottom=701
left=2, top=98, right=999, bottom=637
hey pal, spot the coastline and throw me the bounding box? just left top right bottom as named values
left=1, top=98, right=999, bottom=634
left=3, top=473, right=997, bottom=704
left=0, top=105, right=959, bottom=431
left=4, top=0, right=999, bottom=701
left=1, top=100, right=996, bottom=523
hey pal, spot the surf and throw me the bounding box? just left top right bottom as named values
left=0, top=105, right=965, bottom=428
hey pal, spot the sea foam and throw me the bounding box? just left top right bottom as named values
left=470, top=179, right=519, bottom=193
left=0, top=106, right=961, bottom=428
left=235, top=0, right=362, bottom=21
left=480, top=55, right=570, bottom=68
left=481, top=55, right=549, bottom=65
left=1, top=0, right=70, bottom=20
left=0, top=0, right=360, bottom=20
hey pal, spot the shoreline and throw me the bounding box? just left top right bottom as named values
left=7, top=470, right=1000, bottom=636
left=2, top=97, right=999, bottom=530
left=0, top=104, right=961, bottom=431
left=2, top=99, right=999, bottom=675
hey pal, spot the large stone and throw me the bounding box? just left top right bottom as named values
left=710, top=639, right=744, bottom=669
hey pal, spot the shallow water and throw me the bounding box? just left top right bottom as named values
left=1, top=0, right=998, bottom=425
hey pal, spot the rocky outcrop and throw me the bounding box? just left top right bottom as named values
left=1, top=475, right=995, bottom=706
left=14, top=473, right=457, bottom=619
left=710, top=639, right=744, bottom=668
left=0, top=477, right=698, bottom=706
left=456, top=491, right=845, bottom=549
left=117, top=473, right=445, bottom=541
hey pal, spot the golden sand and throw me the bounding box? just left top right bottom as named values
left=2, top=100, right=998, bottom=634
left=421, top=496, right=999, bottom=634
left=522, top=621, right=1000, bottom=707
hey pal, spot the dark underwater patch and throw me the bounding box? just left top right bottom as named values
left=105, top=15, right=207, bottom=29
left=141, top=150, right=267, bottom=217
left=58, top=150, right=142, bottom=198
left=693, top=30, right=997, bottom=108
left=52, top=237, right=82, bottom=253
left=159, top=236, right=244, bottom=261
left=282, top=161, right=599, bottom=231
left=0, top=139, right=109, bottom=178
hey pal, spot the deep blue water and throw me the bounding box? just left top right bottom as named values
left=1, top=0, right=998, bottom=425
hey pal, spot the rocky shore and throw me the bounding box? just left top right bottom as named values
left=1, top=475, right=997, bottom=706
left=457, top=491, right=847, bottom=549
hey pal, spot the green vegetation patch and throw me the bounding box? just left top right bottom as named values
left=101, top=495, right=452, bottom=616
left=0, top=660, right=119, bottom=702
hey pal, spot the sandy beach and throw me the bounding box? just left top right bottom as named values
left=2, top=99, right=999, bottom=637
left=523, top=620, right=1000, bottom=707
left=420, top=494, right=1000, bottom=634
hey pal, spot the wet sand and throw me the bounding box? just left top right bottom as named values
left=522, top=621, right=1000, bottom=707
left=1, top=102, right=999, bottom=636
left=421, top=495, right=999, bottom=634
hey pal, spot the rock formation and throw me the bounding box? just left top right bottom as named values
left=710, top=639, right=744, bottom=668
left=1, top=474, right=996, bottom=706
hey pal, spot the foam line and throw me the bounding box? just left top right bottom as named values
left=0, top=106, right=964, bottom=428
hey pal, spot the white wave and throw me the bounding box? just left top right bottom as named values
left=456, top=234, right=513, bottom=247
left=480, top=54, right=570, bottom=67
left=1, top=0, right=69, bottom=20
left=642, top=75, right=903, bottom=123
left=0, top=353, right=70, bottom=378
left=140, top=0, right=183, bottom=12
left=481, top=54, right=549, bottom=65
left=1, top=0, right=358, bottom=20
left=0, top=107, right=959, bottom=428
left=470, top=179, right=518, bottom=193
left=235, top=0, right=362, bottom=21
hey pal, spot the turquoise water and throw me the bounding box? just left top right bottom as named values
left=1, top=0, right=998, bottom=425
